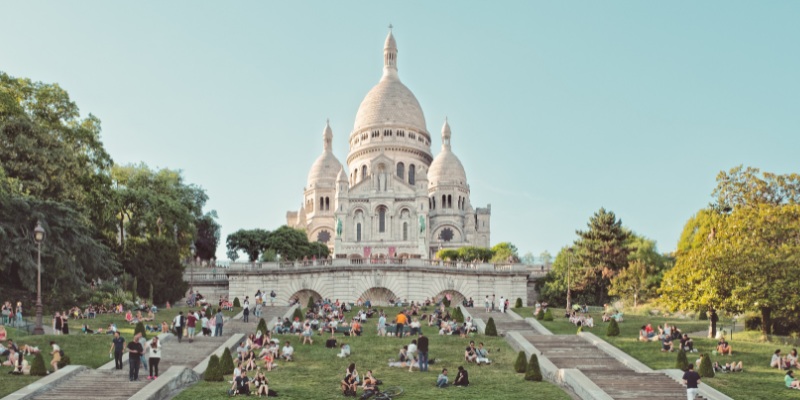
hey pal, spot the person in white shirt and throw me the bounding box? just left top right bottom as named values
left=147, top=336, right=162, bottom=379
left=499, top=296, right=505, bottom=313
left=338, top=343, right=351, bottom=358
left=281, top=341, right=294, bottom=361
left=407, top=340, right=418, bottom=371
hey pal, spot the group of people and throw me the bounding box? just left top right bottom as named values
left=171, top=307, right=226, bottom=342
left=483, top=294, right=509, bottom=313
left=1, top=301, right=23, bottom=326
left=109, top=331, right=162, bottom=381
left=771, top=348, right=799, bottom=370
left=636, top=322, right=697, bottom=353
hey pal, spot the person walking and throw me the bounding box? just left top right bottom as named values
left=215, top=308, right=224, bottom=336
left=243, top=304, right=250, bottom=323
left=138, top=333, right=149, bottom=373
left=49, top=341, right=61, bottom=373
left=186, top=311, right=197, bottom=342
left=682, top=363, right=701, bottom=400
left=109, top=331, right=125, bottom=370
left=147, top=336, right=161, bottom=380
left=127, top=333, right=144, bottom=381
left=417, top=333, right=429, bottom=372
left=173, top=312, right=184, bottom=343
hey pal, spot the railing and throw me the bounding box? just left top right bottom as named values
left=223, top=259, right=528, bottom=272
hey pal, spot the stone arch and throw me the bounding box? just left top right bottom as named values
left=436, top=289, right=466, bottom=306
left=288, top=289, right=323, bottom=309
left=352, top=270, right=404, bottom=305
left=359, top=287, right=399, bottom=306
left=425, top=275, right=472, bottom=306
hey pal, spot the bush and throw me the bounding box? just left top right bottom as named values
left=524, top=354, right=543, bottom=381
left=543, top=309, right=553, bottom=322
left=256, top=318, right=268, bottom=336
left=515, top=298, right=523, bottom=308
left=577, top=326, right=583, bottom=334
left=233, top=297, right=241, bottom=308
left=219, top=347, right=235, bottom=375
left=57, top=354, right=71, bottom=369
left=606, top=318, right=620, bottom=337
left=485, top=317, right=498, bottom=336
left=134, top=321, right=147, bottom=340
left=698, top=354, right=715, bottom=378
left=30, top=353, right=47, bottom=376
left=293, top=307, right=304, bottom=321
left=514, top=351, right=527, bottom=373
left=306, top=296, right=315, bottom=310
left=535, top=309, right=544, bottom=320
left=452, top=307, right=464, bottom=323
left=676, top=349, right=689, bottom=371
left=205, top=355, right=223, bottom=381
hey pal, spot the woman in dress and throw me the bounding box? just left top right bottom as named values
left=254, top=370, right=269, bottom=397
left=61, top=312, right=69, bottom=335
left=53, top=312, right=62, bottom=336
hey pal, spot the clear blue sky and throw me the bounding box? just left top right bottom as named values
left=3, top=1, right=799, bottom=260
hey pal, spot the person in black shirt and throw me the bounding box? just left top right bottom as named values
left=127, top=333, right=143, bottom=381
left=417, top=333, right=429, bottom=372
left=682, top=364, right=701, bottom=399
left=232, top=370, right=252, bottom=395
left=108, top=332, right=125, bottom=370
left=454, top=365, right=469, bottom=386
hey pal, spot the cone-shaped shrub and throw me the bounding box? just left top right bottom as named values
left=293, top=307, right=304, bottom=321
left=233, top=297, right=241, bottom=308
left=306, top=296, right=315, bottom=310
left=30, top=353, right=47, bottom=376
left=134, top=321, right=147, bottom=340
left=543, top=308, right=553, bottom=321
left=535, top=309, right=544, bottom=320
left=485, top=317, right=498, bottom=336
left=676, top=349, right=689, bottom=371
left=514, top=351, right=527, bottom=373
left=524, top=354, right=543, bottom=381
left=606, top=318, right=620, bottom=337
left=205, top=355, right=222, bottom=381
left=698, top=354, right=715, bottom=378
left=256, top=318, right=268, bottom=336
left=452, top=307, right=464, bottom=323
left=515, top=298, right=523, bottom=308
left=219, top=347, right=235, bottom=375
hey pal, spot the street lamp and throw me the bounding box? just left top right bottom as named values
left=189, top=243, right=196, bottom=293
left=33, top=221, right=45, bottom=335
left=566, top=248, right=574, bottom=314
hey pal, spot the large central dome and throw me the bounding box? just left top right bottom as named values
left=352, top=30, right=427, bottom=135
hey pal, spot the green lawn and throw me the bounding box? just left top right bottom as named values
left=535, top=311, right=800, bottom=400
left=0, top=304, right=234, bottom=398
left=174, top=307, right=571, bottom=400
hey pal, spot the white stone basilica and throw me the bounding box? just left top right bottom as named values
left=286, top=29, right=491, bottom=259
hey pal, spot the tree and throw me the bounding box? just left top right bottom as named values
left=606, top=319, right=620, bottom=337
left=712, top=165, right=800, bottom=210
left=491, top=242, right=519, bottom=263
left=485, top=317, right=498, bottom=336
left=538, top=247, right=573, bottom=305
left=524, top=354, right=543, bottom=381
left=121, top=237, right=188, bottom=305
left=219, top=348, right=235, bottom=375
left=226, top=229, right=270, bottom=262
left=539, top=250, right=552, bottom=267
left=194, top=210, right=221, bottom=261
left=521, top=252, right=535, bottom=265
left=514, top=351, right=527, bottom=373
left=265, top=225, right=329, bottom=261
left=608, top=260, right=648, bottom=308
left=573, top=208, right=631, bottom=305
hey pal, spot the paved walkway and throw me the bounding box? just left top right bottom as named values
left=28, top=306, right=291, bottom=400
left=464, top=307, right=704, bottom=400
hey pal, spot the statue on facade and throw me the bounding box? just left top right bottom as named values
left=419, top=215, right=425, bottom=233
left=336, top=218, right=342, bottom=237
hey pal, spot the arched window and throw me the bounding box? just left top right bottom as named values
left=442, top=195, right=446, bottom=208
left=403, top=222, right=408, bottom=241
left=356, top=223, right=362, bottom=242
left=409, top=164, right=416, bottom=185
left=325, top=197, right=330, bottom=211
left=378, top=206, right=387, bottom=233
left=320, top=197, right=324, bottom=210
left=448, top=195, right=452, bottom=208
left=397, top=162, right=405, bottom=179
left=362, top=165, right=368, bottom=180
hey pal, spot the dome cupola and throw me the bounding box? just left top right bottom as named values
left=307, top=120, right=344, bottom=188
left=428, top=118, right=467, bottom=187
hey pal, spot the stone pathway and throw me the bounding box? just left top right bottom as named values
left=29, top=306, right=291, bottom=400
left=463, top=307, right=708, bottom=400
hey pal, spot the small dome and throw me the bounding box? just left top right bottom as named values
left=336, top=167, right=347, bottom=183
left=307, top=121, right=344, bottom=188
left=428, top=150, right=467, bottom=187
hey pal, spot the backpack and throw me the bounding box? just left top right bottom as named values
left=59, top=349, right=64, bottom=357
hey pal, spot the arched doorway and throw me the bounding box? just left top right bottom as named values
left=360, top=287, right=399, bottom=306
left=436, top=290, right=466, bottom=307
left=289, top=289, right=322, bottom=309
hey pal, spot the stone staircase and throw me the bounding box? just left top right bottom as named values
left=466, top=307, right=533, bottom=335
left=522, top=334, right=704, bottom=400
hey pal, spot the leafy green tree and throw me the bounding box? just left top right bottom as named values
left=606, top=318, right=620, bottom=337
left=539, top=250, right=552, bottom=268
left=573, top=208, right=631, bottom=305
left=226, top=229, right=270, bottom=262
left=524, top=354, right=543, bottom=381
left=608, top=260, right=649, bottom=308
left=485, top=317, right=498, bottom=336
left=266, top=225, right=329, bottom=261
left=219, top=348, right=235, bottom=375
left=521, top=252, right=535, bottom=265
left=491, top=242, right=519, bottom=263
left=194, top=210, right=221, bottom=261
left=121, top=237, right=188, bottom=305
left=514, top=351, right=527, bottom=373
left=538, top=247, right=573, bottom=305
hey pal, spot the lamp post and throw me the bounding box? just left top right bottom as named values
left=33, top=221, right=45, bottom=335
left=189, top=243, right=196, bottom=294
left=566, top=248, right=574, bottom=314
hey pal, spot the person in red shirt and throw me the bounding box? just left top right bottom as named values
left=186, top=311, right=197, bottom=342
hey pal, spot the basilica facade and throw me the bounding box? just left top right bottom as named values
left=286, top=30, right=491, bottom=259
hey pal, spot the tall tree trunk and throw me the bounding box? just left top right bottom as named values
left=760, top=306, right=772, bottom=337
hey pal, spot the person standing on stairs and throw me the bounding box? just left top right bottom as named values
left=109, top=331, right=125, bottom=370
left=682, top=363, right=701, bottom=400
left=127, top=333, right=144, bottom=381
left=173, top=312, right=184, bottom=343
left=147, top=336, right=161, bottom=380
left=215, top=308, right=225, bottom=336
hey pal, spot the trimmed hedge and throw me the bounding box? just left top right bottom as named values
left=485, top=317, right=498, bottom=336
left=233, top=297, right=241, bottom=308
left=535, top=309, right=544, bottom=320
left=293, top=307, right=304, bottom=321
left=134, top=321, right=147, bottom=340
left=256, top=318, right=268, bottom=336
left=219, top=347, right=235, bottom=375
left=30, top=353, right=47, bottom=376
left=205, top=355, right=223, bottom=381
left=514, top=351, right=527, bottom=373
left=676, top=349, right=689, bottom=371
left=524, top=354, right=543, bottom=381
left=452, top=307, right=464, bottom=323
left=543, top=309, right=553, bottom=321
left=515, top=298, right=523, bottom=308
left=699, top=353, right=715, bottom=378
left=606, top=318, right=620, bottom=337
left=307, top=296, right=316, bottom=310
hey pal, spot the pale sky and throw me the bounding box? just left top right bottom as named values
left=3, top=1, right=799, bottom=260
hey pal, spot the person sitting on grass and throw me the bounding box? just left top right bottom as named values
left=361, top=370, right=378, bottom=394
left=464, top=341, right=478, bottom=363
left=475, top=342, right=491, bottom=365
left=786, top=370, right=800, bottom=389
left=230, top=369, right=251, bottom=396
left=341, top=363, right=359, bottom=397
left=639, top=326, right=653, bottom=342
left=350, top=319, right=362, bottom=337
left=788, top=349, right=799, bottom=368
left=772, top=349, right=787, bottom=370
left=280, top=341, right=294, bottom=362
left=661, top=336, right=674, bottom=352
left=584, top=315, right=594, bottom=328
left=253, top=369, right=269, bottom=397
left=243, top=349, right=257, bottom=371
left=454, top=366, right=469, bottom=386
left=680, top=334, right=695, bottom=352
left=338, top=343, right=351, bottom=358
left=717, top=338, right=733, bottom=355
left=436, top=368, right=449, bottom=388
left=714, top=361, right=743, bottom=372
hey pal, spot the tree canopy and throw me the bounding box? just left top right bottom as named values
left=226, top=225, right=329, bottom=262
